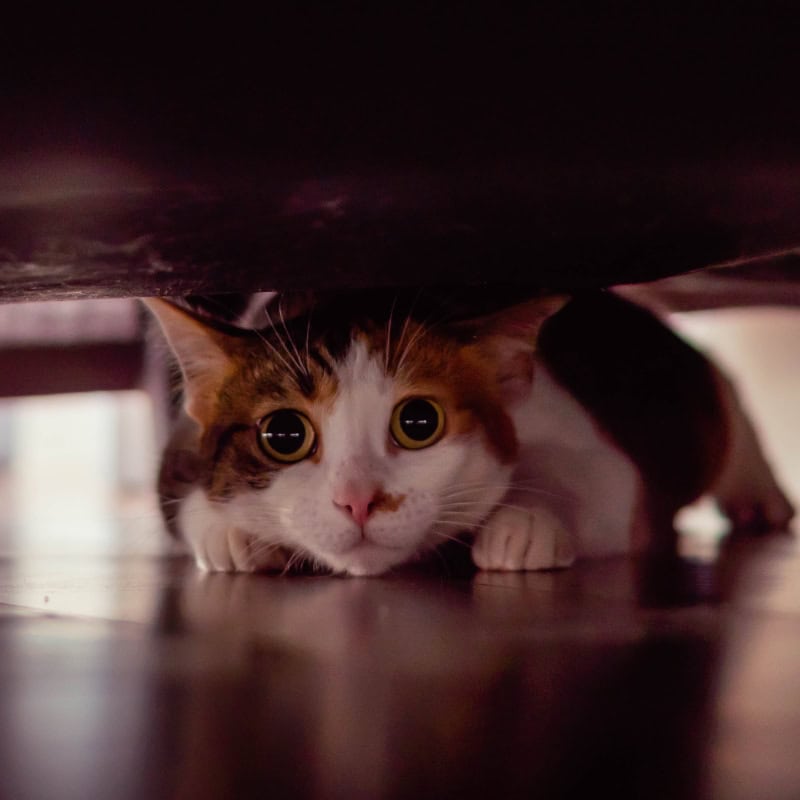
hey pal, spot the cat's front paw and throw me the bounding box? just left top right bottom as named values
left=472, top=506, right=576, bottom=571
left=190, top=526, right=292, bottom=573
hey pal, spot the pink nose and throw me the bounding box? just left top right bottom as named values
left=333, top=486, right=380, bottom=527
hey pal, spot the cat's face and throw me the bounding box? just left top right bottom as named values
left=147, top=291, right=563, bottom=575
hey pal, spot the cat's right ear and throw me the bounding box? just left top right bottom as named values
left=461, top=294, right=570, bottom=403
left=143, top=299, right=242, bottom=425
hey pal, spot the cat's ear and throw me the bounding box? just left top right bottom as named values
left=465, top=294, right=570, bottom=402
left=472, top=294, right=570, bottom=341
left=143, top=298, right=243, bottom=425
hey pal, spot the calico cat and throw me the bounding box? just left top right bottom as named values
left=145, top=289, right=794, bottom=576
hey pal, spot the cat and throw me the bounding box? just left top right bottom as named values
left=144, top=288, right=794, bottom=577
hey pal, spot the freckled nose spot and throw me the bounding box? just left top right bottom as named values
left=374, top=491, right=405, bottom=513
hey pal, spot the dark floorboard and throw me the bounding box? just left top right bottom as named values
left=1, top=532, right=799, bottom=799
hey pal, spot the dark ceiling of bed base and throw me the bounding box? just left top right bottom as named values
left=1, top=8, right=798, bottom=302
left=0, top=163, right=798, bottom=303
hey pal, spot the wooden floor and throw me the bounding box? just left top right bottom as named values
left=0, top=531, right=799, bottom=800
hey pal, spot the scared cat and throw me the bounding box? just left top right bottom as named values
left=145, top=289, right=794, bottom=576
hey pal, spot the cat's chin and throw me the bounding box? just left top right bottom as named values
left=325, top=542, right=413, bottom=577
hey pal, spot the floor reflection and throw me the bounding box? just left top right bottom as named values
left=0, top=509, right=799, bottom=797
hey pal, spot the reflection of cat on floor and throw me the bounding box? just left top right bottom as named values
left=145, top=289, right=794, bottom=576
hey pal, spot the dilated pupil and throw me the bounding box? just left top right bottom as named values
left=399, top=399, right=439, bottom=441
left=263, top=412, right=306, bottom=454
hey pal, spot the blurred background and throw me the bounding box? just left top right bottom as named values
left=0, top=298, right=166, bottom=559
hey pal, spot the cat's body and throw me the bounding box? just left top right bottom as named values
left=147, top=289, right=793, bottom=576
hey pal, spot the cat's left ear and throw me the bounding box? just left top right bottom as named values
left=465, top=294, right=570, bottom=402
left=143, top=298, right=244, bottom=425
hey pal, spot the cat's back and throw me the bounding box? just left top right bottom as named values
left=537, top=291, right=728, bottom=509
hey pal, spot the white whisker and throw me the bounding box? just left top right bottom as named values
left=432, top=519, right=478, bottom=529
left=281, top=549, right=308, bottom=575
left=304, top=304, right=314, bottom=377
left=243, top=539, right=285, bottom=560
left=429, top=530, right=472, bottom=547
left=394, top=296, right=453, bottom=375
left=278, top=296, right=310, bottom=378
left=157, top=498, right=186, bottom=507
left=385, top=295, right=398, bottom=374
left=252, top=320, right=296, bottom=376
left=264, top=306, right=305, bottom=378
left=392, top=288, right=424, bottom=373
left=395, top=320, right=432, bottom=375
left=441, top=484, right=570, bottom=501
left=441, top=500, right=538, bottom=514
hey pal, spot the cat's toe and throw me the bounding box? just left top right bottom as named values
left=226, top=527, right=261, bottom=572
left=232, top=531, right=293, bottom=573
left=190, top=527, right=284, bottom=573
left=473, top=506, right=575, bottom=571
left=191, top=526, right=295, bottom=573
left=224, top=528, right=293, bottom=572
left=720, top=485, right=795, bottom=532
left=194, top=527, right=237, bottom=572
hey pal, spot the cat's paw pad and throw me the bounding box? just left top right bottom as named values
left=473, top=506, right=575, bottom=571
left=192, top=527, right=291, bottom=573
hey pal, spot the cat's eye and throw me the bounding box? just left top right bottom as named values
left=257, top=410, right=316, bottom=463
left=390, top=397, right=445, bottom=450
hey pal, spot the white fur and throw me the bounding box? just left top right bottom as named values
left=471, top=361, right=639, bottom=571
left=507, top=362, right=639, bottom=558
left=196, top=341, right=510, bottom=575
left=179, top=489, right=289, bottom=572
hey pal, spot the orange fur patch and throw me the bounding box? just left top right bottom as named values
left=373, top=490, right=406, bottom=513
left=381, top=322, right=520, bottom=464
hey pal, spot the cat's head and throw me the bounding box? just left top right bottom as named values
left=145, top=290, right=566, bottom=576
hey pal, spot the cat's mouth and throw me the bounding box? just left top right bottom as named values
left=330, top=540, right=413, bottom=577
